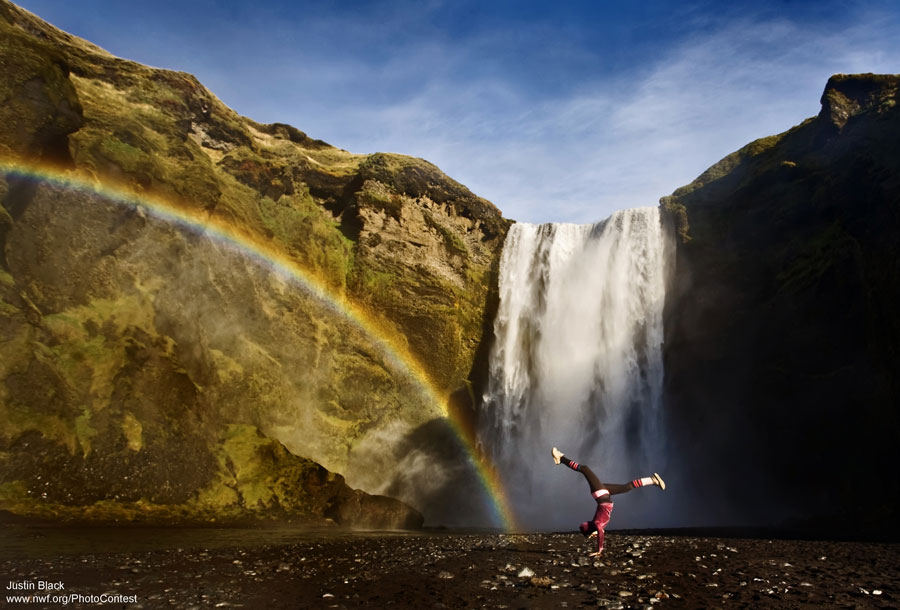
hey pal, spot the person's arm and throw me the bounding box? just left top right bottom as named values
left=588, top=534, right=602, bottom=556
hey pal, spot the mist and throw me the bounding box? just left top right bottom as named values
left=4, top=176, right=499, bottom=526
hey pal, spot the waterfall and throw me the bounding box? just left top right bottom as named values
left=479, top=207, right=672, bottom=530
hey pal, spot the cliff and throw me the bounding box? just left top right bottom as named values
left=0, top=0, right=508, bottom=526
left=661, top=74, right=900, bottom=535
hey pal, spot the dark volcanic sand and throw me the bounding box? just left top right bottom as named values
left=2, top=528, right=897, bottom=609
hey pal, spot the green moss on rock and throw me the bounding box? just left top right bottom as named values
left=0, top=0, right=504, bottom=528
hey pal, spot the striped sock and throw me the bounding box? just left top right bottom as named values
left=632, top=477, right=655, bottom=487
left=562, top=456, right=580, bottom=471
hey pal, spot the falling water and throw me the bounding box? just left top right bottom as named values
left=479, top=207, right=672, bottom=530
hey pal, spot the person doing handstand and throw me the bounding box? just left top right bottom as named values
left=551, top=447, right=665, bottom=557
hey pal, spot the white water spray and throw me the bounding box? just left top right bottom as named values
left=479, top=207, right=672, bottom=529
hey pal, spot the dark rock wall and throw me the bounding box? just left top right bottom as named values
left=661, top=74, right=900, bottom=535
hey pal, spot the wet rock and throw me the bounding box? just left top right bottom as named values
left=517, top=567, right=535, bottom=578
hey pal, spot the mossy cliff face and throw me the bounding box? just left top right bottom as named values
left=0, top=0, right=507, bottom=526
left=661, top=74, right=900, bottom=534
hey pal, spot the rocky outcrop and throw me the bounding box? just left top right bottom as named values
left=661, top=73, right=900, bottom=535
left=0, top=9, right=82, bottom=164
left=0, top=0, right=506, bottom=526
left=1, top=423, right=422, bottom=527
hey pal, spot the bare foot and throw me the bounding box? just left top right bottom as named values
left=589, top=551, right=602, bottom=557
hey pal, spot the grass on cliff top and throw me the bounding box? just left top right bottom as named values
left=671, top=133, right=787, bottom=199
left=0, top=21, right=83, bottom=155
left=0, top=24, right=60, bottom=98
left=1, top=1, right=113, bottom=62
left=362, top=152, right=438, bottom=175
left=66, top=66, right=360, bottom=295
left=246, top=122, right=362, bottom=176
left=360, top=152, right=477, bottom=203
left=669, top=116, right=823, bottom=208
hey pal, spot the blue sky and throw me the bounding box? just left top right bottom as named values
left=16, top=0, right=900, bottom=223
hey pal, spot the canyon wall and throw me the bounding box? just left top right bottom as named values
left=660, top=74, right=900, bottom=536
left=0, top=0, right=508, bottom=527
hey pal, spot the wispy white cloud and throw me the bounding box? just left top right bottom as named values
left=263, top=7, right=900, bottom=223
left=24, top=0, right=897, bottom=223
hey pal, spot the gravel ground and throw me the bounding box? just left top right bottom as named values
left=2, top=529, right=898, bottom=609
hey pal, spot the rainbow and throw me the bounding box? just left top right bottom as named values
left=0, top=158, right=517, bottom=531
